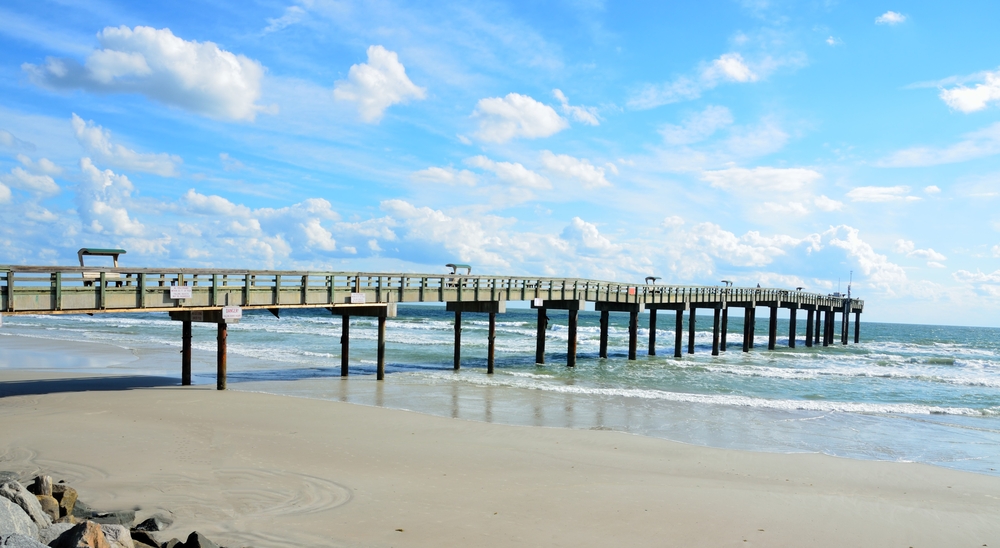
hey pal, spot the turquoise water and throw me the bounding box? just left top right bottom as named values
left=2, top=305, right=1000, bottom=475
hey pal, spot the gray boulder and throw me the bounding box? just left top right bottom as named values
left=180, top=532, right=217, bottom=548
left=0, top=475, right=19, bottom=486
left=88, top=512, right=134, bottom=528
left=0, top=498, right=37, bottom=540
left=99, top=525, right=133, bottom=548
left=0, top=483, right=50, bottom=529
left=0, top=534, right=48, bottom=547
left=38, top=523, right=74, bottom=545
left=132, top=516, right=171, bottom=533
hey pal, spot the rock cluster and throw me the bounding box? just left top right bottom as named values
left=0, top=473, right=230, bottom=548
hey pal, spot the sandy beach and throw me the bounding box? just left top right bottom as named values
left=2, top=363, right=999, bottom=547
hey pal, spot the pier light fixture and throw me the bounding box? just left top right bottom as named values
left=645, top=276, right=661, bottom=285
left=720, top=280, right=733, bottom=287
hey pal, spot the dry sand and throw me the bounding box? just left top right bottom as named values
left=2, top=369, right=1000, bottom=547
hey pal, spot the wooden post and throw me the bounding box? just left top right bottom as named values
left=599, top=310, right=609, bottom=359
left=454, top=310, right=462, bottom=370
left=488, top=312, right=496, bottom=374
left=720, top=307, right=728, bottom=352
left=742, top=307, right=751, bottom=353
left=788, top=308, right=796, bottom=348
left=822, top=311, right=830, bottom=347
left=628, top=309, right=638, bottom=360
left=217, top=321, right=227, bottom=391
left=182, top=320, right=192, bottom=386
left=377, top=314, right=386, bottom=381
left=536, top=307, right=546, bottom=364
left=341, top=316, right=350, bottom=377
left=711, top=307, right=720, bottom=356
left=648, top=309, right=657, bottom=356
left=674, top=309, right=683, bottom=358
left=854, top=311, right=861, bottom=344
left=567, top=310, right=578, bottom=367
left=814, top=312, right=821, bottom=345
left=842, top=304, right=849, bottom=345
left=768, top=306, right=778, bottom=350
left=749, top=307, right=756, bottom=349
left=687, top=307, right=696, bottom=354
left=805, top=309, right=814, bottom=348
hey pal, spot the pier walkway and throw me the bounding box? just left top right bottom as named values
left=1, top=266, right=864, bottom=389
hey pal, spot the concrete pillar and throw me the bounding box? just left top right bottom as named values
left=805, top=309, right=814, bottom=348
left=720, top=307, right=728, bottom=352
left=217, top=321, right=227, bottom=391
left=788, top=308, right=797, bottom=348
left=628, top=309, right=638, bottom=360
left=687, top=308, right=696, bottom=354
left=749, top=307, right=756, bottom=349
left=767, top=305, right=778, bottom=350
left=711, top=307, right=720, bottom=356
left=567, top=310, right=578, bottom=367
left=674, top=309, right=683, bottom=358
left=814, top=313, right=821, bottom=345
left=454, top=310, right=462, bottom=370
left=854, top=311, right=861, bottom=344
left=182, top=320, right=192, bottom=386
left=842, top=304, right=849, bottom=345
left=742, top=307, right=751, bottom=353
left=648, top=309, right=657, bottom=356
left=341, top=316, right=350, bottom=376
left=488, top=312, right=496, bottom=374
left=822, top=310, right=830, bottom=347
left=599, top=310, right=609, bottom=359
left=377, top=314, right=386, bottom=380
left=536, top=308, right=546, bottom=365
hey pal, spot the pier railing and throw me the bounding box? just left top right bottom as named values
left=0, top=267, right=862, bottom=315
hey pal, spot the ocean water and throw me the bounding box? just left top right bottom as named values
left=2, top=305, right=1000, bottom=476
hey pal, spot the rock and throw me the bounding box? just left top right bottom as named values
left=34, top=497, right=57, bottom=523
left=49, top=521, right=109, bottom=548
left=88, top=512, right=134, bottom=528
left=180, top=532, right=217, bottom=548
left=0, top=482, right=50, bottom=529
left=0, top=497, right=38, bottom=540
left=70, top=502, right=93, bottom=519
left=161, top=540, right=181, bottom=548
left=132, top=516, right=171, bottom=533
left=0, top=475, right=19, bottom=486
left=127, top=531, right=159, bottom=548
left=131, top=543, right=156, bottom=548
left=30, top=479, right=51, bottom=499
left=50, top=487, right=76, bottom=518
left=38, top=523, right=75, bottom=545
left=54, top=517, right=78, bottom=525
left=99, top=525, right=133, bottom=548
left=0, top=534, right=48, bottom=547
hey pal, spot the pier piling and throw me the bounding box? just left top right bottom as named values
left=788, top=308, right=797, bottom=348
left=767, top=305, right=778, bottom=350
left=628, top=309, right=638, bottom=360
left=842, top=303, right=850, bottom=345
left=488, top=312, right=496, bottom=374
left=536, top=307, right=546, bottom=364
left=377, top=314, right=386, bottom=380
left=648, top=309, right=657, bottom=356
left=688, top=308, right=696, bottom=354
left=742, top=307, right=751, bottom=353
left=749, top=307, right=757, bottom=349
left=217, top=320, right=227, bottom=391
left=599, top=310, right=609, bottom=359
left=182, top=320, right=192, bottom=386
left=341, top=316, right=350, bottom=376
left=568, top=310, right=578, bottom=367
left=805, top=309, right=814, bottom=348
left=454, top=310, right=462, bottom=370
left=854, top=311, right=861, bottom=344
left=720, top=307, right=728, bottom=352
left=711, top=307, right=721, bottom=356
left=674, top=309, right=684, bottom=358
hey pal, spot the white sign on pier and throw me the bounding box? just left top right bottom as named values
left=350, top=293, right=366, bottom=304
left=170, top=285, right=193, bottom=299
left=222, top=306, right=242, bottom=321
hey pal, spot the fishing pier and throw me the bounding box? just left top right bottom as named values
left=1, top=262, right=864, bottom=389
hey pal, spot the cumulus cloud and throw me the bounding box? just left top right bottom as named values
left=659, top=105, right=733, bottom=145
left=0, top=167, right=59, bottom=196
left=894, top=239, right=946, bottom=265
left=472, top=93, right=568, bottom=143
left=560, top=217, right=619, bottom=256
left=465, top=156, right=550, bottom=189
left=701, top=53, right=758, bottom=84
left=686, top=222, right=807, bottom=267
left=24, top=26, right=266, bottom=121
left=333, top=45, right=426, bottom=123
left=880, top=122, right=1000, bottom=166
left=78, top=158, right=144, bottom=235
left=411, top=166, right=477, bottom=186
left=539, top=151, right=611, bottom=189
left=924, top=185, right=941, bottom=194
left=552, top=89, right=599, bottom=126
left=814, top=195, right=844, bottom=211
left=381, top=199, right=510, bottom=266
left=701, top=166, right=822, bottom=193
left=875, top=11, right=906, bottom=25
left=828, top=226, right=907, bottom=291
left=939, top=69, right=1000, bottom=113
left=846, top=185, right=920, bottom=202
left=17, top=154, right=62, bottom=176
left=629, top=52, right=781, bottom=110
left=72, top=114, right=181, bottom=176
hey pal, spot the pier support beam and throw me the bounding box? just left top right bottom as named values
left=487, top=312, right=496, bottom=374
left=648, top=309, right=657, bottom=357
left=688, top=308, right=696, bottom=354
left=814, top=312, right=822, bottom=345
left=805, top=309, right=814, bottom=348
left=599, top=310, right=609, bottom=359
left=182, top=320, right=192, bottom=386
left=628, top=310, right=638, bottom=360
left=536, top=308, right=547, bottom=364
left=767, top=305, right=778, bottom=350
left=720, top=307, right=728, bottom=352
left=454, top=310, right=462, bottom=370
left=447, top=301, right=506, bottom=372
left=330, top=304, right=396, bottom=380
left=842, top=303, right=850, bottom=345
left=711, top=307, right=721, bottom=356
left=217, top=321, right=227, bottom=391
left=341, top=317, right=350, bottom=377
left=822, top=310, right=831, bottom=347
left=742, top=307, right=751, bottom=353
left=675, top=309, right=684, bottom=358
left=788, top=308, right=797, bottom=348
left=568, top=310, right=578, bottom=367
left=377, top=315, right=386, bottom=380
left=749, top=307, right=757, bottom=349
left=854, top=311, right=861, bottom=344
left=595, top=302, right=645, bottom=361
left=533, top=299, right=585, bottom=367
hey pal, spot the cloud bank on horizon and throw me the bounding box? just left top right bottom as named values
left=1, top=1, right=999, bottom=326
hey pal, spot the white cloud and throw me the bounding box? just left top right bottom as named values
left=629, top=52, right=785, bottom=110
left=880, top=122, right=1000, bottom=166
left=0, top=167, right=59, bottom=196
left=939, top=70, right=1000, bottom=113
left=219, top=153, right=245, bottom=172
left=825, top=36, right=842, bottom=46
left=722, top=119, right=789, bottom=157
left=560, top=217, right=619, bottom=256
left=760, top=201, right=809, bottom=216
left=659, top=105, right=733, bottom=145
left=264, top=5, right=307, bottom=33
left=875, top=11, right=906, bottom=25
left=539, top=151, right=611, bottom=189
left=814, top=195, right=844, bottom=211
left=828, top=226, right=907, bottom=291
left=846, top=185, right=920, bottom=202
left=72, top=114, right=181, bottom=176
left=472, top=93, right=568, bottom=143
left=687, top=222, right=804, bottom=267
left=552, top=89, right=600, bottom=126
left=78, top=158, right=144, bottom=235
left=924, top=185, right=941, bottom=194
left=412, top=166, right=477, bottom=186
left=954, top=269, right=1000, bottom=284
left=701, top=53, right=758, bottom=84
left=333, top=45, right=426, bottom=123
left=17, top=154, right=62, bottom=176
left=465, top=156, right=550, bottom=189
left=0, top=129, right=34, bottom=151
left=25, top=26, right=266, bottom=121
left=662, top=215, right=685, bottom=228
left=701, top=166, right=822, bottom=193
left=381, top=199, right=510, bottom=266
left=894, top=238, right=946, bottom=265
left=0, top=182, right=10, bottom=203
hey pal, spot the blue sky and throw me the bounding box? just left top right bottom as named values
left=2, top=1, right=1000, bottom=325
